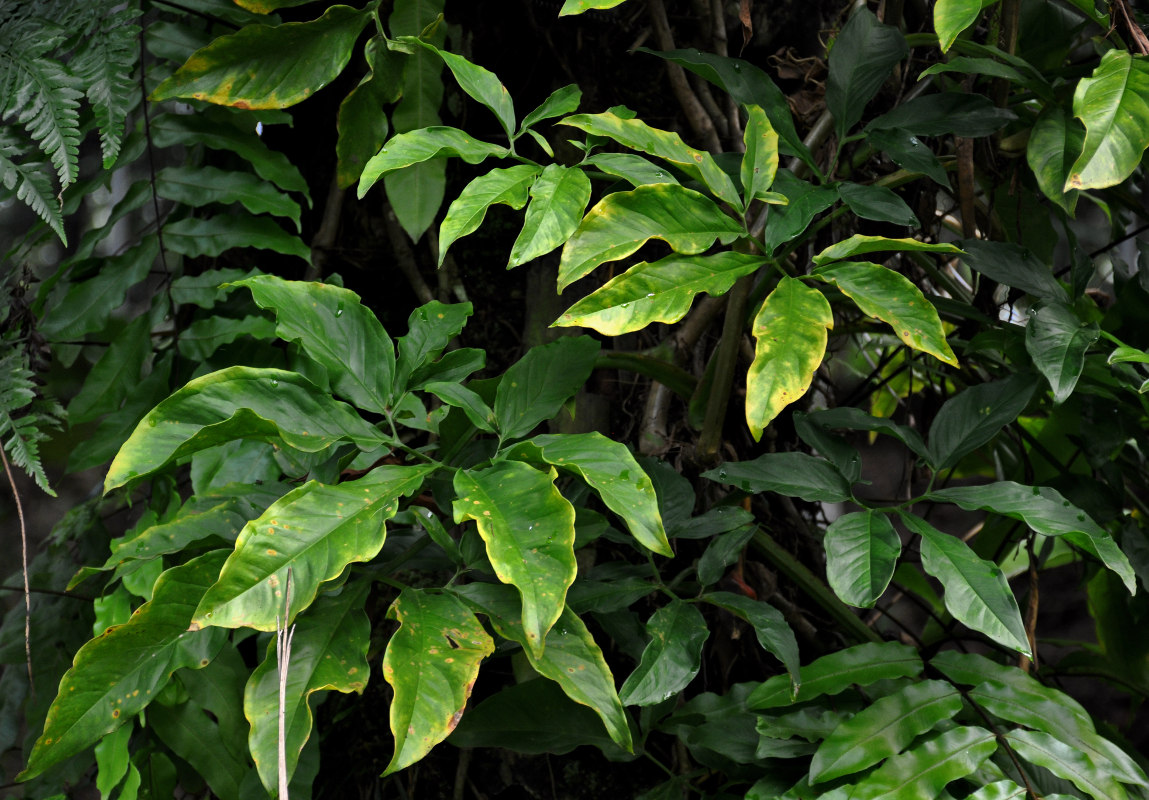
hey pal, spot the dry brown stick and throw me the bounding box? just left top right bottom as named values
left=1, top=447, right=33, bottom=694
left=646, top=0, right=723, bottom=152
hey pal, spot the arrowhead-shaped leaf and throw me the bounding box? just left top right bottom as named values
left=193, top=465, right=434, bottom=630
left=439, top=165, right=541, bottom=265
left=748, top=641, right=922, bottom=710
left=619, top=601, right=709, bottom=706
left=745, top=277, right=833, bottom=439
left=824, top=510, right=900, bottom=608
left=558, top=184, right=744, bottom=289
left=1067, top=50, right=1149, bottom=191
left=382, top=588, right=494, bottom=775
left=358, top=127, right=507, bottom=197
left=452, top=462, right=578, bottom=656
left=508, top=164, right=592, bottom=267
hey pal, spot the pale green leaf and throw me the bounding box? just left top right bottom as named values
left=741, top=105, right=779, bottom=205
left=509, top=164, right=592, bottom=267
left=848, top=726, right=996, bottom=798
left=1067, top=50, right=1149, bottom=191
left=358, top=127, right=507, bottom=197
left=399, top=37, right=516, bottom=139
left=1006, top=729, right=1130, bottom=800
left=439, top=165, right=541, bottom=265
left=935, top=0, right=999, bottom=52
left=813, top=235, right=963, bottom=266
left=582, top=153, right=680, bottom=187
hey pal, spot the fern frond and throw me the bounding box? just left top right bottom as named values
left=70, top=5, right=141, bottom=168
left=0, top=132, right=66, bottom=242
left=0, top=348, right=62, bottom=497
left=3, top=53, right=82, bottom=189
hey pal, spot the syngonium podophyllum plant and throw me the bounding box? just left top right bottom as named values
left=8, top=0, right=1149, bottom=797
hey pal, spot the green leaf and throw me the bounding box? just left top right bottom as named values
left=399, top=37, right=516, bottom=139
left=900, top=512, right=1030, bottom=655
left=382, top=588, right=494, bottom=775
left=439, top=165, right=540, bottom=265
left=19, top=551, right=229, bottom=781
left=453, top=582, right=632, bottom=751
left=703, top=592, right=800, bottom=692
left=926, top=481, right=1136, bottom=593
left=504, top=432, right=671, bottom=556
left=801, top=407, right=929, bottom=461
left=927, top=373, right=1036, bottom=470
left=748, top=641, right=922, bottom=710
left=813, top=235, right=963, bottom=266
left=0, top=147, right=66, bottom=242
left=866, top=93, right=1016, bottom=137
left=171, top=268, right=261, bottom=309
left=745, top=277, right=833, bottom=439
left=494, top=335, right=600, bottom=440
left=934, top=0, right=999, bottom=51
left=824, top=510, right=900, bottom=608
left=559, top=0, right=629, bottom=14
left=151, top=6, right=368, bottom=108
left=848, top=726, right=996, bottom=798
left=68, top=313, right=152, bottom=424
left=520, top=84, right=582, bottom=131
left=105, top=367, right=389, bottom=492
left=810, top=680, right=963, bottom=783
left=94, top=719, right=133, bottom=800
left=193, top=465, right=432, bottom=630
left=812, top=260, right=958, bottom=366
left=357, top=127, right=507, bottom=197
left=1006, top=729, right=1130, bottom=800
left=553, top=252, right=765, bottom=336
left=966, top=780, right=1029, bottom=800
left=702, top=451, right=851, bottom=503
left=394, top=300, right=474, bottom=392
left=335, top=37, right=402, bottom=189
left=231, top=275, right=397, bottom=413
left=246, top=580, right=372, bottom=791
left=1026, top=104, right=1084, bottom=214
left=424, top=381, right=497, bottom=432
left=1025, top=300, right=1100, bottom=404
left=508, top=164, right=592, bottom=268
left=741, top=104, right=779, bottom=204
left=837, top=182, right=918, bottom=227
left=825, top=8, right=908, bottom=137
left=452, top=462, right=578, bottom=656
left=619, top=601, right=709, bottom=706
left=561, top=111, right=741, bottom=209
left=148, top=693, right=246, bottom=800
left=176, top=315, right=277, bottom=361
left=959, top=239, right=1067, bottom=301
left=156, top=165, right=302, bottom=231
left=1066, top=50, right=1149, bottom=191
left=762, top=170, right=839, bottom=253
left=697, top=526, right=755, bottom=585
left=583, top=153, right=680, bottom=187
left=865, top=128, right=951, bottom=188
left=163, top=215, right=310, bottom=262
left=384, top=159, right=446, bottom=241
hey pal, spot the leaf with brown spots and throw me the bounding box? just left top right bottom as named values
left=193, top=465, right=435, bottom=631
left=381, top=588, right=494, bottom=775
left=245, top=578, right=373, bottom=793
left=20, top=551, right=230, bottom=782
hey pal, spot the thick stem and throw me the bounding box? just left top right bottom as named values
left=646, top=0, right=723, bottom=152
left=305, top=175, right=345, bottom=281
left=382, top=202, right=435, bottom=305
left=697, top=274, right=754, bottom=465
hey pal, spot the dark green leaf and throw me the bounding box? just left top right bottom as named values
left=39, top=239, right=158, bottom=341
left=837, top=182, right=917, bottom=227
left=176, top=315, right=277, bottom=360
left=934, top=0, right=999, bottom=51
left=170, top=267, right=260, bottom=309
left=494, top=335, right=600, bottom=440
left=394, top=300, right=473, bottom=392
left=1025, top=300, right=1100, bottom=403
left=748, top=641, right=922, bottom=710
left=399, top=37, right=516, bottom=139
left=704, top=592, right=800, bottom=691
left=619, top=601, right=709, bottom=706
left=802, top=407, right=929, bottom=461
left=959, top=238, right=1067, bottom=300
left=927, top=373, right=1037, bottom=470
left=697, top=525, right=755, bottom=586
left=425, top=381, right=497, bottom=432
left=825, top=8, right=908, bottom=137
left=824, top=510, right=900, bottom=608
left=68, top=313, right=152, bottom=424
left=848, top=726, right=996, bottom=798
left=866, top=92, right=1016, bottom=137
left=865, top=127, right=951, bottom=188
left=762, top=170, right=839, bottom=253
left=335, top=36, right=403, bottom=188
left=702, top=451, right=850, bottom=502
left=156, top=165, right=302, bottom=231
left=163, top=215, right=310, bottom=262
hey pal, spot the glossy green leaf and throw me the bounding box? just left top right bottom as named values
left=157, top=165, right=302, bottom=231
left=1067, top=50, right=1149, bottom=191
left=20, top=551, right=228, bottom=781
left=837, top=182, right=918, bottom=227
left=394, top=300, right=474, bottom=392
left=748, top=641, right=922, bottom=710
left=494, top=335, right=600, bottom=439
left=105, top=367, right=388, bottom=491
left=926, top=481, right=1136, bottom=593
left=508, top=164, right=592, bottom=267
left=637, top=48, right=813, bottom=170
left=1027, top=104, right=1084, bottom=214
left=554, top=252, right=765, bottom=336
left=866, top=93, right=1016, bottom=137
left=967, top=780, right=1028, bottom=800
left=745, top=277, right=833, bottom=439
left=385, top=160, right=446, bottom=242
left=697, top=526, right=756, bottom=585
left=703, top=592, right=800, bottom=692
left=741, top=105, right=779, bottom=205
left=231, top=275, right=397, bottom=413
left=408, top=347, right=485, bottom=391
left=926, top=373, right=1036, bottom=470
left=151, top=6, right=369, bottom=108
left=452, top=462, right=577, bottom=656
left=762, top=170, right=839, bottom=253
left=812, top=260, right=958, bottom=367
left=824, top=510, right=900, bottom=608
left=335, top=36, right=403, bottom=188
left=398, top=37, right=516, bottom=139
left=94, top=718, right=133, bottom=799
left=583, top=153, right=680, bottom=187
left=935, top=0, right=999, bottom=51
left=246, top=580, right=372, bottom=791
left=848, top=726, right=996, bottom=798
left=865, top=127, right=951, bottom=188
left=561, top=111, right=741, bottom=209
left=357, top=127, right=507, bottom=197
left=520, top=84, right=581, bottom=131
left=810, top=680, right=962, bottom=783
left=163, top=215, right=310, bottom=262
left=193, top=465, right=433, bottom=631
left=439, top=165, right=540, bottom=265
left=813, top=235, right=963, bottom=267
left=620, top=602, right=708, bottom=706
left=1006, top=730, right=1130, bottom=800
left=825, top=8, right=908, bottom=137
left=559, top=0, right=629, bottom=14
left=900, top=512, right=1030, bottom=655
left=68, top=313, right=152, bottom=424
left=453, top=582, right=632, bottom=751
left=424, top=381, right=497, bottom=432
left=176, top=315, right=276, bottom=360
left=802, top=407, right=929, bottom=461
left=959, top=239, right=1067, bottom=301
left=1025, top=300, right=1100, bottom=403
left=702, top=451, right=850, bottom=502
left=504, top=432, right=671, bottom=556
left=382, top=588, right=494, bottom=775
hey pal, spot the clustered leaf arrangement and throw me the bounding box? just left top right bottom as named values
left=2, top=0, right=1149, bottom=797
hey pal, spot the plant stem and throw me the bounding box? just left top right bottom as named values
left=1, top=447, right=32, bottom=694
left=697, top=274, right=753, bottom=465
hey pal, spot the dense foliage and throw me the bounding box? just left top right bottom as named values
left=3, top=0, right=1149, bottom=797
